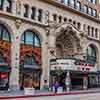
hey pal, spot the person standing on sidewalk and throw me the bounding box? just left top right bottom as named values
left=52, top=81, right=59, bottom=93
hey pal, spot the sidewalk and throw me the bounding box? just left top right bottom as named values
left=0, top=88, right=100, bottom=99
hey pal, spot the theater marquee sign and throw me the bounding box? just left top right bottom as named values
left=50, top=58, right=97, bottom=72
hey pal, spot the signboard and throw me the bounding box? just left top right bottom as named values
left=50, top=58, right=97, bottom=72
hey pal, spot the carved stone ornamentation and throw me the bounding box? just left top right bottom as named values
left=16, top=0, right=21, bottom=15
left=15, top=19, right=22, bottom=29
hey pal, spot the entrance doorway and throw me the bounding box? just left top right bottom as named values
left=22, top=70, right=41, bottom=89
left=71, top=77, right=83, bottom=90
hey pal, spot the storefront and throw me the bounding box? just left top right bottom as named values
left=50, top=58, right=98, bottom=90
left=20, top=30, right=42, bottom=90
left=0, top=63, right=11, bottom=90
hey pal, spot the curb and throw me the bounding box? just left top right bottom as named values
left=0, top=91, right=100, bottom=99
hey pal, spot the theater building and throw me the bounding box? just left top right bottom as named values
left=0, top=0, right=100, bottom=90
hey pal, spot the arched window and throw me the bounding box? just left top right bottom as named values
left=86, top=45, right=96, bottom=64
left=24, top=56, right=37, bottom=66
left=21, top=30, right=41, bottom=47
left=0, top=24, right=11, bottom=41
left=0, top=52, right=4, bottom=63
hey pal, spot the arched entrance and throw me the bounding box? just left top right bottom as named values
left=0, top=24, right=11, bottom=90
left=50, top=24, right=82, bottom=90
left=19, top=30, right=42, bottom=90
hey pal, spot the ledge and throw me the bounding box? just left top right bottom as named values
left=41, top=0, right=100, bottom=24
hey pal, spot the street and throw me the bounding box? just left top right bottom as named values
left=6, top=93, right=100, bottom=100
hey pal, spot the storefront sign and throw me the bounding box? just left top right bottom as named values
left=0, top=74, right=8, bottom=79
left=50, top=58, right=97, bottom=72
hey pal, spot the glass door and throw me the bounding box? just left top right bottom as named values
left=22, top=71, right=41, bottom=89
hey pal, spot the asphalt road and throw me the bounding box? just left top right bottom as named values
left=6, top=93, right=100, bottom=100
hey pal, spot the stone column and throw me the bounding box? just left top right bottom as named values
left=66, top=71, right=71, bottom=92
left=28, top=7, right=32, bottom=19
left=12, top=0, right=17, bottom=14
left=42, top=10, right=46, bottom=24
left=40, top=39, right=49, bottom=89
left=9, top=37, right=20, bottom=90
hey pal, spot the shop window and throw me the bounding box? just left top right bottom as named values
left=0, top=24, right=11, bottom=41
left=24, top=4, right=29, bottom=17
left=38, top=9, right=43, bottom=22
left=6, top=0, right=12, bottom=13
left=86, top=45, right=97, bottom=64
left=0, top=0, right=4, bottom=10
left=31, top=7, right=36, bottom=20
left=21, top=30, right=41, bottom=47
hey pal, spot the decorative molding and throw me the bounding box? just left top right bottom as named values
left=15, top=19, right=22, bottom=29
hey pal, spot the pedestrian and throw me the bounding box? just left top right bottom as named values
left=52, top=81, right=59, bottom=93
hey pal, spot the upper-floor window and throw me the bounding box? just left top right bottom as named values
left=6, top=0, right=12, bottom=13
left=21, top=30, right=41, bottom=47
left=0, top=24, right=11, bottom=42
left=61, top=0, right=69, bottom=5
left=69, top=0, right=75, bottom=8
left=91, top=27, right=94, bottom=37
left=59, top=16, right=62, bottom=23
left=76, top=1, right=81, bottom=11
left=24, top=56, right=37, bottom=65
left=31, top=7, right=36, bottom=20
left=0, top=0, right=4, bottom=10
left=24, top=4, right=29, bottom=18
left=87, top=26, right=90, bottom=36
left=95, top=28, right=98, bottom=38
left=64, top=17, right=67, bottom=22
left=92, top=0, right=97, bottom=4
left=88, top=7, right=92, bottom=15
left=38, top=9, right=43, bottom=22
left=53, top=14, right=57, bottom=22
left=92, top=9, right=97, bottom=17
left=88, top=0, right=97, bottom=4
left=0, top=52, right=5, bottom=63
left=83, top=5, right=88, bottom=13
left=86, top=45, right=97, bottom=64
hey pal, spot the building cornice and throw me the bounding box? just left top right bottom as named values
left=0, top=11, right=48, bottom=28
left=41, top=0, right=100, bottom=24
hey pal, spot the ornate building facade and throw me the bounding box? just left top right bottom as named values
left=0, top=0, right=100, bottom=90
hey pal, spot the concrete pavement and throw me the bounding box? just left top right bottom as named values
left=3, top=93, right=100, bottom=100
left=0, top=88, right=100, bottom=99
